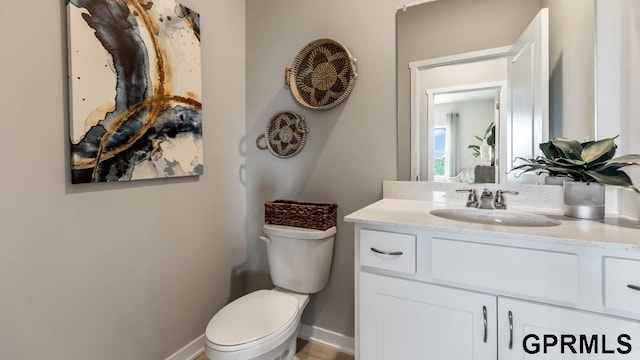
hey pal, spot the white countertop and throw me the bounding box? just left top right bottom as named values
left=345, top=198, right=640, bottom=251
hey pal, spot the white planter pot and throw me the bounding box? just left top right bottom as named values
left=563, top=181, right=605, bottom=220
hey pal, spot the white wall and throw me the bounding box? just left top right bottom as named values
left=246, top=0, right=405, bottom=338
left=0, top=1, right=246, bottom=359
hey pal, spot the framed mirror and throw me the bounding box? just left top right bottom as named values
left=397, top=0, right=595, bottom=183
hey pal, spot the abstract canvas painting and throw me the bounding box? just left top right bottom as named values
left=67, top=0, right=202, bottom=183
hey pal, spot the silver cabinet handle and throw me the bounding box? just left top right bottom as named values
left=370, top=247, right=403, bottom=256
left=628, top=284, right=640, bottom=292
left=508, top=310, right=514, bottom=350
left=483, top=306, right=488, bottom=343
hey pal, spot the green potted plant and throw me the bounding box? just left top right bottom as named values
left=468, top=122, right=496, bottom=166
left=510, top=136, right=640, bottom=219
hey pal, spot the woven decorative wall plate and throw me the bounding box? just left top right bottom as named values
left=285, top=38, right=357, bottom=110
left=256, top=111, right=309, bottom=158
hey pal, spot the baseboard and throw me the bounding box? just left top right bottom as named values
left=164, top=334, right=205, bottom=360
left=164, top=325, right=355, bottom=359
left=298, top=324, right=355, bottom=355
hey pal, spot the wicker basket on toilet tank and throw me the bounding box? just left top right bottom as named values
left=264, top=200, right=337, bottom=230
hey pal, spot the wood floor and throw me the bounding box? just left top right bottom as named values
left=195, top=339, right=354, bottom=360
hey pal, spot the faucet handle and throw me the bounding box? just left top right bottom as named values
left=456, top=189, right=475, bottom=194
left=456, top=189, right=478, bottom=208
left=494, top=190, right=519, bottom=209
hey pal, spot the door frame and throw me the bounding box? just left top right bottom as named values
left=408, top=46, right=511, bottom=181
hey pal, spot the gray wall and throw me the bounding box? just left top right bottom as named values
left=397, top=0, right=543, bottom=180
left=246, top=0, right=405, bottom=338
left=0, top=1, right=246, bottom=359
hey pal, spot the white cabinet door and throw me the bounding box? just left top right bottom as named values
left=359, top=272, right=497, bottom=360
left=498, top=298, right=640, bottom=360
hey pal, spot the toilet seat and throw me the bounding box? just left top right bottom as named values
left=205, top=289, right=301, bottom=356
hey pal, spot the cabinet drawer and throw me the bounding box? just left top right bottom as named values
left=432, top=238, right=578, bottom=303
left=604, top=257, right=640, bottom=315
left=360, top=229, right=416, bottom=274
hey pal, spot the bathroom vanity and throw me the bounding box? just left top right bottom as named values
left=345, top=182, right=640, bottom=360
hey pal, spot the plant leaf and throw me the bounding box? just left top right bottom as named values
left=551, top=138, right=583, bottom=160
left=581, top=137, right=617, bottom=163
left=539, top=142, right=558, bottom=159
left=486, top=130, right=495, bottom=146
left=596, top=163, right=634, bottom=172
left=468, top=145, right=480, bottom=157
left=484, top=122, right=496, bottom=145
left=584, top=169, right=635, bottom=188
left=588, top=146, right=617, bottom=166
left=606, top=154, right=640, bottom=167
left=552, top=158, right=586, bottom=167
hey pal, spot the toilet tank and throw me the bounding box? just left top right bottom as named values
left=262, top=224, right=336, bottom=294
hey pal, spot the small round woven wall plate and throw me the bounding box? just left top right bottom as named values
left=256, top=111, right=309, bottom=158
left=286, top=38, right=357, bottom=110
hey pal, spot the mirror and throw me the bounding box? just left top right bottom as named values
left=431, top=85, right=502, bottom=183
left=397, top=0, right=596, bottom=183
left=412, top=52, right=511, bottom=183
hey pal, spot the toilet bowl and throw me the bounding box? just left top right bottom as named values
left=205, top=225, right=336, bottom=360
left=205, top=288, right=309, bottom=360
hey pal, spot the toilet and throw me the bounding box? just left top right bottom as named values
left=205, top=224, right=337, bottom=360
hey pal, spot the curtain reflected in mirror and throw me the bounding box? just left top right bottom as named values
left=433, top=114, right=456, bottom=180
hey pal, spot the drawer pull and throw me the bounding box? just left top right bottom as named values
left=370, top=247, right=403, bottom=256
left=483, top=305, right=488, bottom=343
left=628, top=284, right=640, bottom=292
left=508, top=310, right=514, bottom=350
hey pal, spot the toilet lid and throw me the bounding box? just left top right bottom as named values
left=206, top=290, right=299, bottom=347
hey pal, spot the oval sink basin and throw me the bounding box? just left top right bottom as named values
left=430, top=208, right=561, bottom=227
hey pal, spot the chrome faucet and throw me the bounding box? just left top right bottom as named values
left=493, top=190, right=519, bottom=209
left=456, top=189, right=479, bottom=208
left=478, top=188, right=494, bottom=209
left=457, top=188, right=519, bottom=209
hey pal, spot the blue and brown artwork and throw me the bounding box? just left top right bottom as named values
left=67, top=0, right=202, bottom=183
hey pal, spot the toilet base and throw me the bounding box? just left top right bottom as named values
left=279, top=334, right=297, bottom=360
